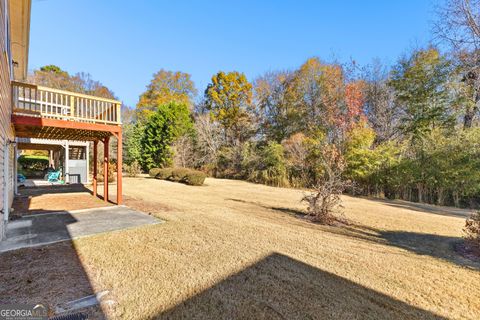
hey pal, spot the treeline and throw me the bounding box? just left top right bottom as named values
left=123, top=1, right=480, bottom=208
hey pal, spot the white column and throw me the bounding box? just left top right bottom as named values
left=64, top=140, right=70, bottom=184
left=86, top=142, right=90, bottom=184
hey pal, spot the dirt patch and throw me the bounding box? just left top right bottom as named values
left=123, top=195, right=171, bottom=216
left=12, top=192, right=112, bottom=218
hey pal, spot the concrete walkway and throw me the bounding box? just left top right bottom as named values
left=0, top=206, right=161, bottom=252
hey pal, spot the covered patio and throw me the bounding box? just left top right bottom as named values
left=10, top=80, right=123, bottom=218
left=17, top=138, right=90, bottom=185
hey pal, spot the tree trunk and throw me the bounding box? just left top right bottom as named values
left=464, top=80, right=480, bottom=129
left=464, top=111, right=474, bottom=128
left=453, top=191, right=460, bottom=208
left=437, top=187, right=445, bottom=206
left=417, top=183, right=424, bottom=203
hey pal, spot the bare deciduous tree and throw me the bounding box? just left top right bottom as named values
left=434, top=0, right=480, bottom=128
left=173, top=134, right=196, bottom=168
left=194, top=114, right=223, bottom=167
left=362, top=60, right=402, bottom=143
left=302, top=145, right=351, bottom=224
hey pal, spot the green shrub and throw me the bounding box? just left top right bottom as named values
left=97, top=160, right=116, bottom=182
left=124, top=160, right=142, bottom=177
left=246, top=142, right=289, bottom=187
left=182, top=170, right=207, bottom=186
left=18, top=155, right=49, bottom=171
left=169, top=168, right=192, bottom=182
left=149, top=168, right=162, bottom=177
left=152, top=167, right=206, bottom=186
left=155, top=168, right=173, bottom=180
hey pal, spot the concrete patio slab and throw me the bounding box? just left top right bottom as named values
left=0, top=206, right=161, bottom=252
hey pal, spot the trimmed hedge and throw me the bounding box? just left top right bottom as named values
left=182, top=170, right=207, bottom=186
left=155, top=168, right=173, bottom=180
left=149, top=168, right=162, bottom=177
left=169, top=168, right=192, bottom=182
left=154, top=167, right=206, bottom=186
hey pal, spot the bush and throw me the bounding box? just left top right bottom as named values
left=464, top=211, right=480, bottom=254
left=302, top=145, right=350, bottom=224
left=155, top=168, right=173, bottom=180
left=182, top=170, right=207, bottom=186
left=18, top=155, right=49, bottom=171
left=97, top=160, right=116, bottom=182
left=247, top=142, right=289, bottom=187
left=169, top=167, right=192, bottom=182
left=149, top=168, right=162, bottom=177
left=124, top=160, right=142, bottom=177
left=153, top=167, right=206, bottom=186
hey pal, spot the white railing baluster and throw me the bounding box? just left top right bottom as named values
left=12, top=81, right=121, bottom=124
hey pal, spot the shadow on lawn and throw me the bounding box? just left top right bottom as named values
left=228, top=198, right=480, bottom=269
left=335, top=224, right=480, bottom=269
left=365, top=197, right=473, bottom=219
left=158, top=252, right=446, bottom=319
left=0, top=195, right=107, bottom=318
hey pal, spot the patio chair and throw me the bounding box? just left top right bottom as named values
left=46, top=170, right=61, bottom=183
left=17, top=173, right=26, bottom=183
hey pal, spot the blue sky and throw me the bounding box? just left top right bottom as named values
left=29, top=0, right=437, bottom=107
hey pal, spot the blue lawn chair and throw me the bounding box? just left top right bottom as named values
left=17, top=174, right=26, bottom=183
left=46, top=171, right=61, bottom=182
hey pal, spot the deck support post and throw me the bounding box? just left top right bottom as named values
left=116, top=129, right=122, bottom=205
left=103, top=137, right=110, bottom=202
left=93, top=140, right=98, bottom=197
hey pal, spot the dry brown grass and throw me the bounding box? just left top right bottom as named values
left=2, top=177, right=480, bottom=319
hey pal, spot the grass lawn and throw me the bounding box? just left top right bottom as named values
left=1, top=177, right=479, bottom=319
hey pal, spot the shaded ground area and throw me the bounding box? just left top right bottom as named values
left=0, top=206, right=160, bottom=252
left=2, top=177, right=480, bottom=319
left=160, top=253, right=446, bottom=319
left=0, top=241, right=107, bottom=319
left=366, top=197, right=473, bottom=219
left=12, top=184, right=112, bottom=217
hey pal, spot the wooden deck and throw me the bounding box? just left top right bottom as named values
left=12, top=81, right=121, bottom=125
left=11, top=81, right=123, bottom=204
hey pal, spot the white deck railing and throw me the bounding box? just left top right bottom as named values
left=12, top=81, right=122, bottom=125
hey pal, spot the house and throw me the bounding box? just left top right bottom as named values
left=0, top=0, right=123, bottom=240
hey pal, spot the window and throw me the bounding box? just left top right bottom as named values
left=69, top=147, right=86, bottom=160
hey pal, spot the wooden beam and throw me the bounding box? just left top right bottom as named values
left=93, top=140, right=98, bottom=198
left=12, top=115, right=121, bottom=134
left=104, top=137, right=109, bottom=203
left=117, top=128, right=123, bottom=205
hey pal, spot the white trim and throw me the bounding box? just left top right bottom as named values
left=3, top=141, right=9, bottom=222
left=64, top=140, right=69, bottom=183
